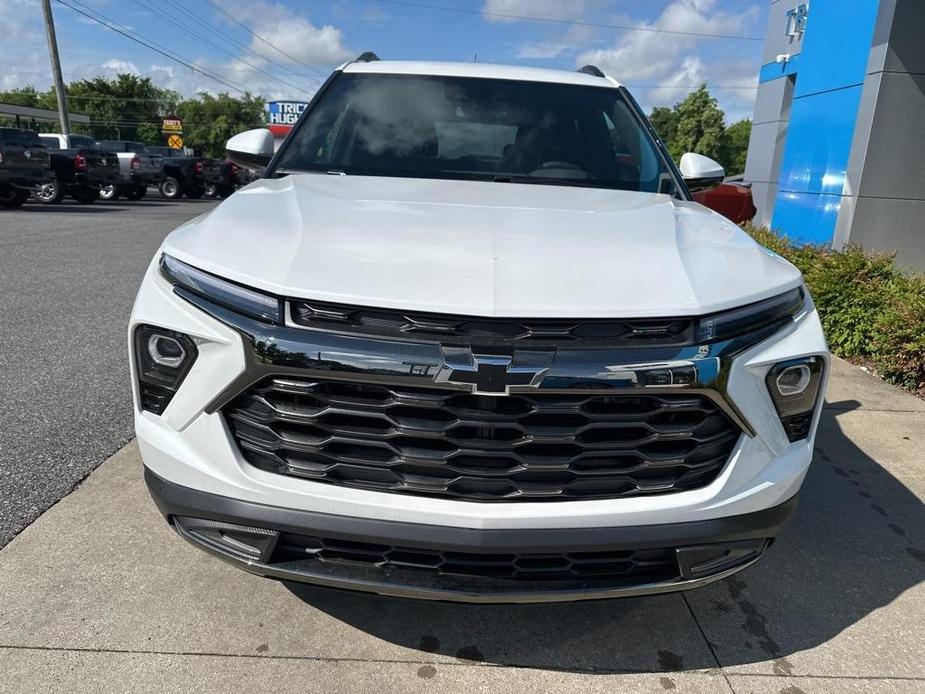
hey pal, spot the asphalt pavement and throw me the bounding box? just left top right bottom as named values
left=0, top=198, right=216, bottom=548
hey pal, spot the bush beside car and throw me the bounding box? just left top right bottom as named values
left=746, top=224, right=925, bottom=396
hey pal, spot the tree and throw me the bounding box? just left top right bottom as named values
left=671, top=85, right=728, bottom=164
left=177, top=92, right=265, bottom=158
left=723, top=118, right=752, bottom=175
left=64, top=74, right=179, bottom=141
left=648, top=86, right=752, bottom=175
left=648, top=106, right=678, bottom=147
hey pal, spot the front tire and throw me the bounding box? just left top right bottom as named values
left=0, top=188, right=30, bottom=208
left=159, top=176, right=182, bottom=199
left=34, top=176, right=64, bottom=204
left=99, top=185, right=118, bottom=201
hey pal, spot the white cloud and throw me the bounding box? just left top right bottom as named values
left=482, top=0, right=588, bottom=23
left=215, top=0, right=352, bottom=66
left=0, top=0, right=50, bottom=90
left=576, top=0, right=760, bottom=117
left=516, top=24, right=597, bottom=60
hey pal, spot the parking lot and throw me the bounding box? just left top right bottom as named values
left=1, top=203, right=924, bottom=693
left=0, top=198, right=217, bottom=546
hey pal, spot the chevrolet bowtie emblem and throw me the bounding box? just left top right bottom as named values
left=436, top=347, right=553, bottom=395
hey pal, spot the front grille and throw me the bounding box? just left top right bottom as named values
left=224, top=378, right=740, bottom=502
left=289, top=299, right=694, bottom=347
left=272, top=532, right=679, bottom=582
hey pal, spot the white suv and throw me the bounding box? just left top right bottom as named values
left=130, top=57, right=828, bottom=602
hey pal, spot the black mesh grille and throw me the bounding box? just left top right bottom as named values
left=224, top=378, right=740, bottom=502
left=272, top=532, right=679, bottom=582
left=289, top=299, right=694, bottom=347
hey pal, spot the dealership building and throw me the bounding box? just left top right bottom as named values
left=745, top=1, right=925, bottom=268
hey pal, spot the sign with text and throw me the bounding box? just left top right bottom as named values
left=266, top=101, right=309, bottom=127
left=161, top=116, right=183, bottom=134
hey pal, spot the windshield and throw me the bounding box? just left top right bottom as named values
left=273, top=73, right=678, bottom=193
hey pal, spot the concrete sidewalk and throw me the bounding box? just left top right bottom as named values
left=1, top=358, right=923, bottom=693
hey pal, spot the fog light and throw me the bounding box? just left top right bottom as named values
left=147, top=334, right=186, bottom=368
left=775, top=363, right=811, bottom=396
left=765, top=356, right=824, bottom=442
left=134, top=325, right=198, bottom=415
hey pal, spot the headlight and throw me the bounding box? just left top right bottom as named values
left=696, top=287, right=804, bottom=343
left=160, top=254, right=281, bottom=324
left=134, top=325, right=198, bottom=414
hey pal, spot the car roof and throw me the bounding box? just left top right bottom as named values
left=340, top=60, right=621, bottom=88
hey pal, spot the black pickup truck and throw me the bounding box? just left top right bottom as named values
left=0, top=128, right=50, bottom=208
left=147, top=146, right=207, bottom=199
left=201, top=158, right=241, bottom=198
left=36, top=134, right=120, bottom=204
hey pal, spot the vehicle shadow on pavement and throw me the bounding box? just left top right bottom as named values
left=284, top=399, right=925, bottom=672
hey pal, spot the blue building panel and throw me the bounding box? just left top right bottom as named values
left=759, top=54, right=800, bottom=83
left=776, top=84, right=864, bottom=196
left=792, top=1, right=880, bottom=98
left=772, top=191, right=844, bottom=244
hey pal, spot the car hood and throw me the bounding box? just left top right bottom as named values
left=163, top=174, right=802, bottom=318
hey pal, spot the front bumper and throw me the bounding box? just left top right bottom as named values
left=130, top=253, right=828, bottom=599
left=146, top=466, right=795, bottom=603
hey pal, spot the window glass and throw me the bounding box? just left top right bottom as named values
left=276, top=73, right=674, bottom=193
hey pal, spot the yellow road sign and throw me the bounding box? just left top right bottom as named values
left=167, top=134, right=183, bottom=149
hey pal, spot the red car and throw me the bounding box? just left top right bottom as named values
left=694, top=176, right=757, bottom=224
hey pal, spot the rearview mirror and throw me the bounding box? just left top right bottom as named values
left=679, top=153, right=725, bottom=192
left=226, top=128, right=275, bottom=171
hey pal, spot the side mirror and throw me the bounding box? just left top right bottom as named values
left=679, top=152, right=725, bottom=192
left=226, top=128, right=275, bottom=171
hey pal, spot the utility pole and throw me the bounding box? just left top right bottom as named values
left=42, top=0, right=71, bottom=134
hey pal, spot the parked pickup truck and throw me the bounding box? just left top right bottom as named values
left=96, top=140, right=163, bottom=201
left=201, top=158, right=241, bottom=198
left=0, top=127, right=50, bottom=208
left=147, top=146, right=207, bottom=199
left=36, top=133, right=120, bottom=204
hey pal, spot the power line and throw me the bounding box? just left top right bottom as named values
left=162, top=0, right=322, bottom=84
left=202, top=0, right=333, bottom=77
left=55, top=0, right=252, bottom=95
left=628, top=84, right=758, bottom=91
left=127, top=0, right=318, bottom=94
left=371, top=0, right=765, bottom=42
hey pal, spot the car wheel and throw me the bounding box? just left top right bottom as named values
left=99, top=185, right=119, bottom=201
left=125, top=185, right=147, bottom=201
left=34, top=176, right=64, bottom=204
left=184, top=186, right=205, bottom=200
left=159, top=176, right=182, bottom=199
left=72, top=187, right=100, bottom=204
left=204, top=183, right=217, bottom=198
left=0, top=188, right=30, bottom=208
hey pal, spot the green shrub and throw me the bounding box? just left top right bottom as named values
left=743, top=224, right=925, bottom=397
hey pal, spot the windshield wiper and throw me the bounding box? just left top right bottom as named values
left=489, top=175, right=602, bottom=188
left=273, top=167, right=346, bottom=177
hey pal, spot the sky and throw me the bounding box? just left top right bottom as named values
left=1, top=0, right=769, bottom=122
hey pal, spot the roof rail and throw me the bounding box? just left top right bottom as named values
left=355, top=51, right=380, bottom=63
left=577, top=65, right=605, bottom=78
